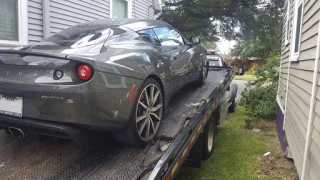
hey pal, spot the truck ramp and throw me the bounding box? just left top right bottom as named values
left=0, top=70, right=229, bottom=180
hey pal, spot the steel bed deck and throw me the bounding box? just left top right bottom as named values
left=0, top=70, right=231, bottom=180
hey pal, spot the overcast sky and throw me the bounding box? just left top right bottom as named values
left=217, top=38, right=236, bottom=55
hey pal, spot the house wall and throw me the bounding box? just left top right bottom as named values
left=27, top=0, right=43, bottom=44
left=49, top=0, right=110, bottom=34
left=132, top=0, right=154, bottom=19
left=278, top=0, right=320, bottom=179
left=27, top=0, right=155, bottom=44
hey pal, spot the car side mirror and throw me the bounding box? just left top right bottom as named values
left=190, top=36, right=201, bottom=45
left=238, top=67, right=244, bottom=76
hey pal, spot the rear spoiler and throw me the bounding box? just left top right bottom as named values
left=0, top=50, right=67, bottom=59
left=0, top=50, right=96, bottom=63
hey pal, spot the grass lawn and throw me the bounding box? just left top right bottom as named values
left=176, top=106, right=297, bottom=180
left=234, top=74, right=257, bottom=81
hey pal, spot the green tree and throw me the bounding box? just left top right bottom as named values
left=160, top=0, right=284, bottom=42
left=231, top=2, right=283, bottom=60
left=202, top=41, right=217, bottom=49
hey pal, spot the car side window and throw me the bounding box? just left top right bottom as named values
left=153, top=27, right=184, bottom=46
left=137, top=29, right=161, bottom=46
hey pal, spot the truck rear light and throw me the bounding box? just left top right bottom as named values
left=78, top=65, right=92, bottom=81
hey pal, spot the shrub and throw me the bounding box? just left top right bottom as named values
left=239, top=54, right=280, bottom=119
left=240, top=84, right=277, bottom=119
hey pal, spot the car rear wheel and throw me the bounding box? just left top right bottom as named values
left=114, top=78, right=163, bottom=146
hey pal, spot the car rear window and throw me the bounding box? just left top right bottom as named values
left=207, top=55, right=221, bottom=66
left=45, top=25, right=127, bottom=48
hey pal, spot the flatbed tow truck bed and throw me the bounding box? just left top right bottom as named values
left=0, top=69, right=234, bottom=180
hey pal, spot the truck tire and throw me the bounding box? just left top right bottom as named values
left=202, top=118, right=217, bottom=160
left=228, top=85, right=237, bottom=113
left=228, top=99, right=236, bottom=113
left=114, top=78, right=163, bottom=146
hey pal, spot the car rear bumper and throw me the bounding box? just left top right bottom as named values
left=0, top=114, right=128, bottom=146
left=0, top=71, right=143, bottom=136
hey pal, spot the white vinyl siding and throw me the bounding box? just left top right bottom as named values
left=278, top=0, right=320, bottom=179
left=132, top=0, right=154, bottom=19
left=49, top=0, right=110, bottom=34
left=28, top=0, right=43, bottom=44
left=25, top=0, right=155, bottom=46
left=291, top=0, right=304, bottom=61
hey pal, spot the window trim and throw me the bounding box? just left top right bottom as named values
left=290, top=0, right=304, bottom=61
left=285, top=0, right=290, bottom=46
left=0, top=0, right=28, bottom=47
left=110, top=0, right=133, bottom=18
left=137, top=28, right=161, bottom=46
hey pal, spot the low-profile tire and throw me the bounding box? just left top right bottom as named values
left=198, top=61, right=208, bottom=86
left=202, top=118, right=217, bottom=160
left=228, top=99, right=236, bottom=113
left=113, top=78, right=163, bottom=146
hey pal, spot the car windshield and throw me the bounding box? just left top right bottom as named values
left=45, top=25, right=127, bottom=48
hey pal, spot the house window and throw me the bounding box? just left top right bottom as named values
left=291, top=0, right=304, bottom=61
left=0, top=0, right=28, bottom=47
left=285, top=0, right=290, bottom=45
left=111, top=0, right=132, bottom=18
left=0, top=0, right=18, bottom=41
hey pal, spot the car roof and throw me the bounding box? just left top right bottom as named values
left=81, top=18, right=172, bottom=32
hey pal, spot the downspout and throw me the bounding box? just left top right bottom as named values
left=301, top=20, right=320, bottom=180
left=42, top=0, right=50, bottom=39
left=277, top=43, right=285, bottom=114
left=283, top=58, right=291, bottom=130
left=153, top=0, right=162, bottom=19
left=148, top=5, right=154, bottom=19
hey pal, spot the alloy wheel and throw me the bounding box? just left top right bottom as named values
left=203, top=62, right=208, bottom=81
left=136, top=84, right=163, bottom=140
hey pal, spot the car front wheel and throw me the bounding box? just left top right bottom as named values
left=198, top=61, right=208, bottom=86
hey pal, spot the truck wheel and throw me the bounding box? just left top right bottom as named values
left=228, top=99, right=236, bottom=113
left=114, top=78, right=163, bottom=146
left=202, top=119, right=217, bottom=160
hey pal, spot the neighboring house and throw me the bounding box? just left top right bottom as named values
left=0, top=0, right=162, bottom=49
left=232, top=57, right=266, bottom=72
left=277, top=0, right=320, bottom=179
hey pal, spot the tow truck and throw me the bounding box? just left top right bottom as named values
left=0, top=65, right=242, bottom=180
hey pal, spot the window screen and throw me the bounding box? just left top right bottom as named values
left=294, top=4, right=302, bottom=53
left=112, top=0, right=128, bottom=18
left=0, top=0, right=18, bottom=41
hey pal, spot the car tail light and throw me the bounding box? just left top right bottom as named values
left=78, top=65, right=92, bottom=81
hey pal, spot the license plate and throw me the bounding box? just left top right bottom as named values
left=0, top=94, right=23, bottom=117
